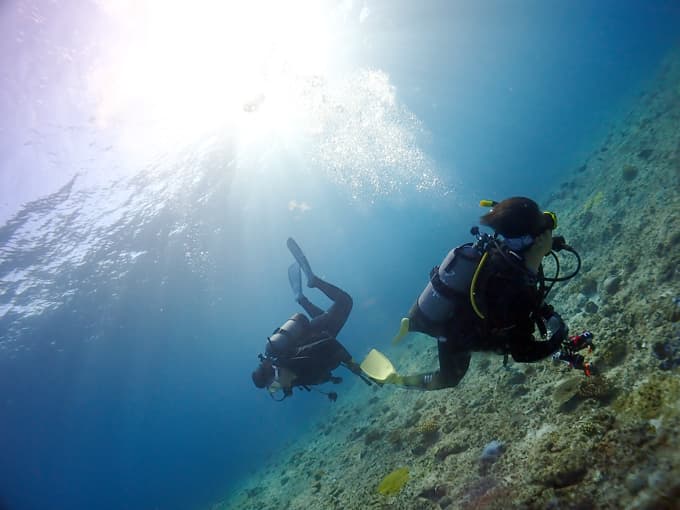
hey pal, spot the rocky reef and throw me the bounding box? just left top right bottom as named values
left=211, top=47, right=680, bottom=510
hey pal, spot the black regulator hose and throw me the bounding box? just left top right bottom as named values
left=540, top=237, right=582, bottom=302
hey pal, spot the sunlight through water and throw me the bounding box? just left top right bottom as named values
left=88, top=0, right=442, bottom=197
left=0, top=0, right=445, bottom=351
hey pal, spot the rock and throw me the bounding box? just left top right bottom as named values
left=479, top=440, right=505, bottom=471
left=553, top=376, right=582, bottom=411
left=625, top=472, right=647, bottom=494
left=580, top=277, right=598, bottom=296
left=623, top=164, right=639, bottom=180
left=542, top=461, right=587, bottom=488
left=435, top=443, right=466, bottom=461
left=576, top=293, right=588, bottom=308
left=506, top=370, right=527, bottom=385
left=418, top=484, right=448, bottom=502
left=637, top=149, right=654, bottom=160
left=439, top=496, right=453, bottom=508
left=603, top=276, right=621, bottom=294
left=585, top=301, right=599, bottom=314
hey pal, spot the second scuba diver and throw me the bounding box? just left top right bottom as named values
left=251, top=238, right=372, bottom=401
left=362, top=197, right=593, bottom=390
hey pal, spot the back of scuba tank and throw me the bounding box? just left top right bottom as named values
left=416, top=244, right=482, bottom=323
left=439, top=244, right=480, bottom=292
left=266, top=313, right=310, bottom=357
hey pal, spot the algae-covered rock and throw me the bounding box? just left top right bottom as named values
left=417, top=484, right=448, bottom=503
left=553, top=376, right=582, bottom=411
left=538, top=455, right=588, bottom=488
left=623, top=164, right=639, bottom=180
left=377, top=467, right=409, bottom=496
left=615, top=375, right=680, bottom=420
left=598, top=339, right=628, bottom=368
left=603, top=275, right=621, bottom=294
left=435, top=442, right=467, bottom=461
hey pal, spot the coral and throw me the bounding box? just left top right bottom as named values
left=577, top=375, right=614, bottom=401
left=377, top=467, right=409, bottom=496
left=412, top=418, right=440, bottom=452
left=415, top=418, right=439, bottom=436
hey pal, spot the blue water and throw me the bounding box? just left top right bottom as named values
left=1, top=1, right=679, bottom=509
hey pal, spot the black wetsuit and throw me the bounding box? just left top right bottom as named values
left=404, top=245, right=562, bottom=390
left=267, top=277, right=355, bottom=390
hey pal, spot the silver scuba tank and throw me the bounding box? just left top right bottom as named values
left=416, top=244, right=482, bottom=323
left=266, top=313, right=310, bottom=357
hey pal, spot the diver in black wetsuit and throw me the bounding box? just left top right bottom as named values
left=379, top=197, right=574, bottom=390
left=251, top=238, right=369, bottom=400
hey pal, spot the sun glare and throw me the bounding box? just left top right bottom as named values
left=91, top=0, right=338, bottom=148
left=88, top=1, right=440, bottom=198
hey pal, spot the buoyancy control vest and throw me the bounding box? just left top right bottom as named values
left=266, top=313, right=310, bottom=358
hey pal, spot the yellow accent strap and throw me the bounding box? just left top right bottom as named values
left=391, top=317, right=410, bottom=345
left=479, top=199, right=497, bottom=207
left=470, top=251, right=488, bottom=319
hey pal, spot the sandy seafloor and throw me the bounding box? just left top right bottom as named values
left=212, top=48, right=680, bottom=510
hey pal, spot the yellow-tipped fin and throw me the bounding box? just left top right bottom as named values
left=391, top=317, right=410, bottom=345
left=360, top=349, right=397, bottom=382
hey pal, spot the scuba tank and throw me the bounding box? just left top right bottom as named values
left=266, top=313, right=310, bottom=358
left=416, top=243, right=483, bottom=323
left=414, top=225, right=583, bottom=334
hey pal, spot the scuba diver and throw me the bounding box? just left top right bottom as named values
left=251, top=238, right=373, bottom=401
left=361, top=197, right=593, bottom=390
